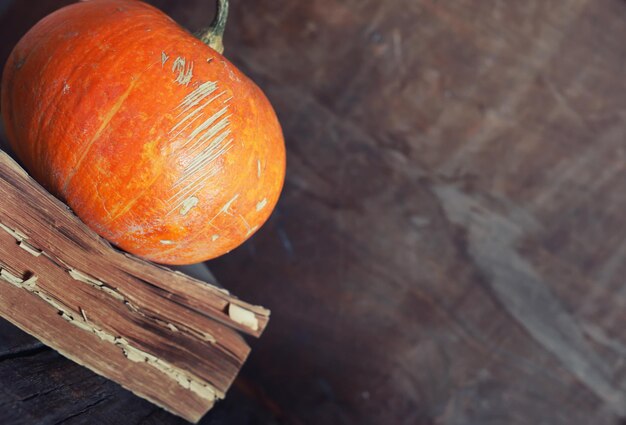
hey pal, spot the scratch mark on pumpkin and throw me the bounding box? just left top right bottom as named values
left=238, top=214, right=252, bottom=232
left=168, top=103, right=234, bottom=211
left=183, top=107, right=230, bottom=147
left=173, top=104, right=228, bottom=145
left=257, top=160, right=262, bottom=178
left=168, top=165, right=221, bottom=215
left=180, top=196, right=199, bottom=215
left=172, top=137, right=234, bottom=211
left=256, top=198, right=268, bottom=212
left=161, top=51, right=169, bottom=67
left=177, top=81, right=218, bottom=111
left=62, top=82, right=70, bottom=94
left=168, top=134, right=233, bottom=214
left=220, top=195, right=239, bottom=215
left=159, top=194, right=240, bottom=256
left=211, top=234, right=220, bottom=241
left=160, top=240, right=175, bottom=245
left=221, top=61, right=241, bottom=83
left=246, top=224, right=259, bottom=237
left=184, top=194, right=238, bottom=234
left=170, top=91, right=226, bottom=137
left=62, top=81, right=137, bottom=195
left=171, top=56, right=193, bottom=86
left=185, top=120, right=232, bottom=168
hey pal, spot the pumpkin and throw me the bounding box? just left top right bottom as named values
left=1, top=0, right=285, bottom=265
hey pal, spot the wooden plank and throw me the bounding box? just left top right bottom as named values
left=0, top=151, right=269, bottom=422
left=0, top=321, right=279, bottom=425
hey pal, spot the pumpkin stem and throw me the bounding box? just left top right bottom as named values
left=197, top=0, right=229, bottom=54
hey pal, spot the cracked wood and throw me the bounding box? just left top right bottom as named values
left=0, top=150, right=269, bottom=423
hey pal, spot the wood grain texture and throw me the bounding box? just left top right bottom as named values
left=1, top=0, right=626, bottom=424
left=0, top=151, right=270, bottom=422
left=0, top=338, right=278, bottom=425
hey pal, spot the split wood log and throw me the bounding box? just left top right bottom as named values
left=0, top=150, right=270, bottom=423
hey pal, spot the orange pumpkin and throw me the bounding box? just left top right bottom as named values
left=1, top=0, right=285, bottom=265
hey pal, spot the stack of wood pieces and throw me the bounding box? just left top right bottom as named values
left=0, top=150, right=269, bottom=423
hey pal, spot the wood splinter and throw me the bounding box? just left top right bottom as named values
left=0, top=151, right=270, bottom=423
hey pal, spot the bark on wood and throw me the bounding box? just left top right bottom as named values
left=0, top=150, right=270, bottom=423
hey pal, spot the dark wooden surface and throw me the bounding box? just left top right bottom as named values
left=1, top=0, right=626, bottom=424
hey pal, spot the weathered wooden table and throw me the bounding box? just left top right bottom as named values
left=1, top=0, right=626, bottom=424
